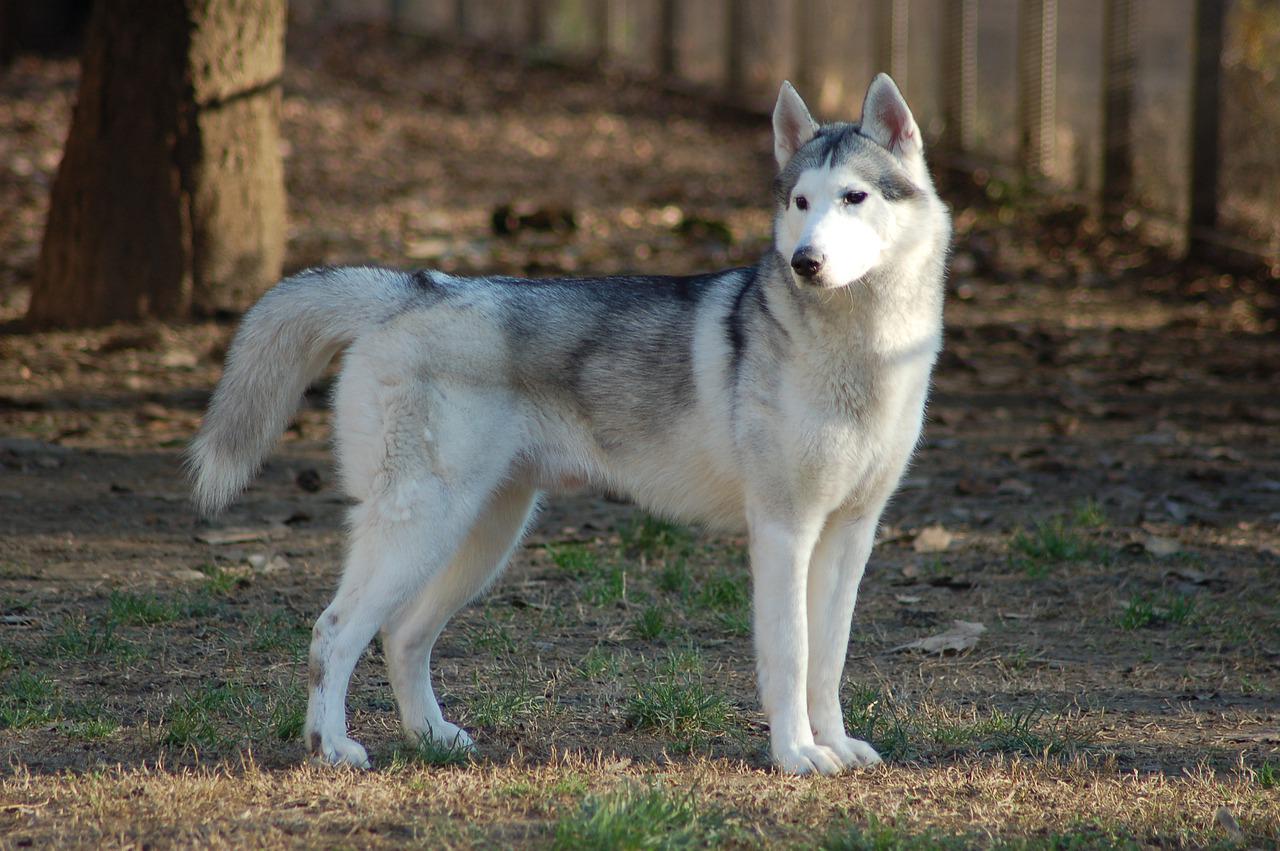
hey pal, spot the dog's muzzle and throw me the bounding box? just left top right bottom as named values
left=790, top=247, right=825, bottom=280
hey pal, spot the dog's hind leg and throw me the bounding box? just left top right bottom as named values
left=381, top=482, right=539, bottom=751
left=304, top=469, right=507, bottom=768
left=805, top=510, right=883, bottom=770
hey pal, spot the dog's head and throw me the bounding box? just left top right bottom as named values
left=771, top=75, right=932, bottom=291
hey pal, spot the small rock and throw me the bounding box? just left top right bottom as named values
left=172, top=568, right=208, bottom=582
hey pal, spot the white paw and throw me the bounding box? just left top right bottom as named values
left=815, top=734, right=883, bottom=770
left=312, top=734, right=371, bottom=769
left=773, top=742, right=844, bottom=776
left=412, top=720, right=475, bottom=751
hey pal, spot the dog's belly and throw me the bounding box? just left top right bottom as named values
left=527, top=419, right=748, bottom=531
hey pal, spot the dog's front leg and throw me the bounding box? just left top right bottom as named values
left=805, top=512, right=882, bottom=770
left=748, top=513, right=842, bottom=775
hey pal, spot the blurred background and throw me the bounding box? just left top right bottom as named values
left=1, top=0, right=1277, bottom=327
left=304, top=0, right=1280, bottom=265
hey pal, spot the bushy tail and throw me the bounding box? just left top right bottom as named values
left=187, top=266, right=413, bottom=515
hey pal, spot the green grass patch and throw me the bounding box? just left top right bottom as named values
left=467, top=616, right=517, bottom=655
left=1071, top=498, right=1107, bottom=529
left=388, top=732, right=474, bottom=769
left=45, top=614, right=137, bottom=662
left=163, top=683, right=246, bottom=750
left=195, top=564, right=245, bottom=596
left=845, top=685, right=1082, bottom=763
left=1010, top=504, right=1110, bottom=578
left=1118, top=593, right=1196, bottom=630
left=658, top=560, right=692, bottom=595
left=1253, top=760, right=1278, bottom=789
left=632, top=605, right=672, bottom=641
left=63, top=717, right=119, bottom=741
left=823, top=818, right=1143, bottom=851
left=626, top=666, right=735, bottom=750
left=694, top=571, right=748, bottom=612
left=844, top=683, right=914, bottom=762
left=106, top=591, right=184, bottom=626
left=577, top=646, right=626, bottom=679
left=822, top=817, right=972, bottom=851
left=927, top=706, right=1071, bottom=756
left=548, top=543, right=601, bottom=578
left=587, top=565, right=628, bottom=606
left=0, top=671, right=60, bottom=729
left=552, top=783, right=728, bottom=850
left=466, top=677, right=549, bottom=730
left=246, top=610, right=311, bottom=653
left=162, top=680, right=306, bottom=751
left=618, top=514, right=693, bottom=561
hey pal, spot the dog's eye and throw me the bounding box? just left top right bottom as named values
left=794, top=195, right=809, bottom=211
left=843, top=190, right=868, bottom=205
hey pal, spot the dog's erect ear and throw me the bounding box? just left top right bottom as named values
left=859, top=73, right=923, bottom=161
left=773, top=81, right=818, bottom=169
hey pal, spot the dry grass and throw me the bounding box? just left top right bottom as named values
left=2, top=752, right=1276, bottom=848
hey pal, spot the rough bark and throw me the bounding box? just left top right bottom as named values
left=27, top=0, right=286, bottom=328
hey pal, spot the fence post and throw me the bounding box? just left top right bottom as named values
left=1101, top=0, right=1135, bottom=220
left=594, top=0, right=610, bottom=61
left=656, top=0, right=677, bottom=76
left=454, top=0, right=468, bottom=38
left=793, top=0, right=816, bottom=97
left=526, top=0, right=547, bottom=47
left=941, top=0, right=976, bottom=155
left=725, top=0, right=747, bottom=99
left=1017, top=0, right=1057, bottom=178
left=1188, top=0, right=1225, bottom=257
left=874, top=0, right=910, bottom=88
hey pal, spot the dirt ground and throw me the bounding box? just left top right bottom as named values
left=1, top=22, right=1278, bottom=849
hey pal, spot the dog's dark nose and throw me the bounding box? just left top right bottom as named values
left=790, top=248, right=824, bottom=279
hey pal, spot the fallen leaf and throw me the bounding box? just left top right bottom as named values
left=892, top=620, right=986, bottom=655
left=912, top=525, right=953, bottom=553
left=1142, top=535, right=1180, bottom=557
left=894, top=594, right=923, bottom=605
left=997, top=478, right=1034, bottom=497
left=194, top=526, right=286, bottom=545
left=1166, top=566, right=1208, bottom=585
left=1214, top=806, right=1243, bottom=840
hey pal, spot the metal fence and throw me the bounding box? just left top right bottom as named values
left=295, top=0, right=1280, bottom=271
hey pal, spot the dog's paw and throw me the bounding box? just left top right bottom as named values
left=311, top=734, right=371, bottom=769
left=814, top=734, right=882, bottom=770
left=772, top=742, right=844, bottom=776
left=410, top=721, right=475, bottom=752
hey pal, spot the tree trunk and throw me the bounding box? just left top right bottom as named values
left=27, top=0, right=286, bottom=328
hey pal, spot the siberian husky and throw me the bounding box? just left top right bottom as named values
left=189, top=74, right=951, bottom=775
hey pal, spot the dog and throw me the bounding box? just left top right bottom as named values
left=188, top=74, right=951, bottom=775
